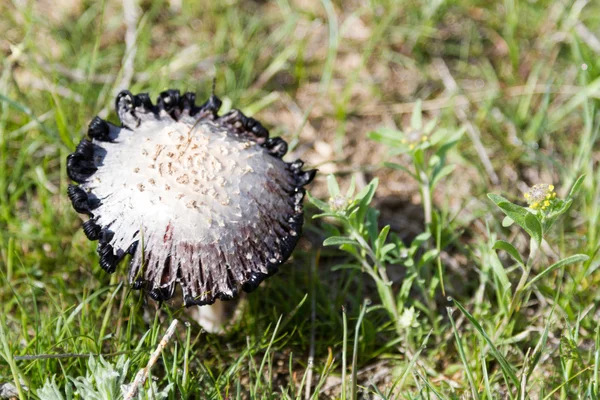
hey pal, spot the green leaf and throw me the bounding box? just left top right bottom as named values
left=430, top=164, right=456, bottom=188
left=397, top=272, right=418, bottom=309
left=346, top=175, right=356, bottom=197
left=428, top=154, right=441, bottom=168
left=432, top=127, right=464, bottom=151
left=502, top=216, right=514, bottom=227
left=388, top=146, right=410, bottom=156
left=368, top=127, right=402, bottom=140
left=380, top=243, right=396, bottom=258
left=327, top=174, right=340, bottom=198
left=493, top=240, right=525, bottom=267
left=384, top=162, right=418, bottom=180
left=366, top=208, right=379, bottom=244
left=452, top=299, right=520, bottom=388
left=489, top=250, right=512, bottom=310
left=306, top=191, right=329, bottom=211
left=567, top=175, right=585, bottom=200
left=409, top=232, right=431, bottom=258
left=411, top=232, right=431, bottom=249
left=368, top=129, right=403, bottom=146
left=428, top=127, right=448, bottom=146
left=418, top=249, right=439, bottom=267
left=447, top=307, right=481, bottom=400
left=524, top=254, right=590, bottom=290
left=488, top=194, right=542, bottom=244
left=413, top=147, right=425, bottom=167
left=546, top=198, right=573, bottom=220
left=376, top=225, right=391, bottom=253
left=312, top=212, right=343, bottom=220
left=356, top=178, right=378, bottom=206
left=411, top=100, right=422, bottom=130
left=423, top=117, right=437, bottom=134
left=323, top=236, right=358, bottom=247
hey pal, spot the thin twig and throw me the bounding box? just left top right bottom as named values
left=116, top=0, right=139, bottom=94
left=123, top=319, right=179, bottom=400
left=357, top=84, right=589, bottom=116
left=34, top=57, right=113, bottom=84
left=575, top=22, right=600, bottom=55
left=96, top=0, right=140, bottom=120
left=17, top=75, right=83, bottom=103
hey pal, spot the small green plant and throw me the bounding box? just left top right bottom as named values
left=308, top=176, right=434, bottom=342
left=444, top=177, right=591, bottom=396
left=487, top=175, right=588, bottom=315
left=440, top=177, right=591, bottom=398
left=368, top=100, right=464, bottom=228
left=484, top=177, right=590, bottom=341
left=366, top=101, right=465, bottom=301
left=309, top=101, right=464, bottom=348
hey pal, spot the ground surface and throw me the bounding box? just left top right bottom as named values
left=1, top=0, right=600, bottom=398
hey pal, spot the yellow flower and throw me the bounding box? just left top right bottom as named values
left=524, top=184, right=556, bottom=210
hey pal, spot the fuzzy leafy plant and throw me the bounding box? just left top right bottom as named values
left=443, top=176, right=591, bottom=397
left=309, top=102, right=465, bottom=341
left=37, top=355, right=173, bottom=400
left=368, top=100, right=464, bottom=229
left=487, top=175, right=589, bottom=321
left=368, top=101, right=464, bottom=299
left=308, top=176, right=436, bottom=342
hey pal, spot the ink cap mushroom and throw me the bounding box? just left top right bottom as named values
left=67, top=88, right=316, bottom=312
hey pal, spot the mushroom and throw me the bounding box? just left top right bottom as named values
left=67, top=89, right=316, bottom=307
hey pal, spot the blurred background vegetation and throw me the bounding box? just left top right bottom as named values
left=1, top=0, right=600, bottom=398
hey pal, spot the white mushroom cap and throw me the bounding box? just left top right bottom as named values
left=67, top=90, right=316, bottom=306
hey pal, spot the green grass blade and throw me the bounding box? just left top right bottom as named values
left=523, top=254, right=589, bottom=290
left=452, top=299, right=520, bottom=389
left=393, top=330, right=433, bottom=394
left=447, top=306, right=481, bottom=400
left=351, top=300, right=369, bottom=400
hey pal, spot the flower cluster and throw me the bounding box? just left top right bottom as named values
left=524, top=183, right=556, bottom=210
left=328, top=195, right=351, bottom=212
left=401, top=129, right=429, bottom=150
